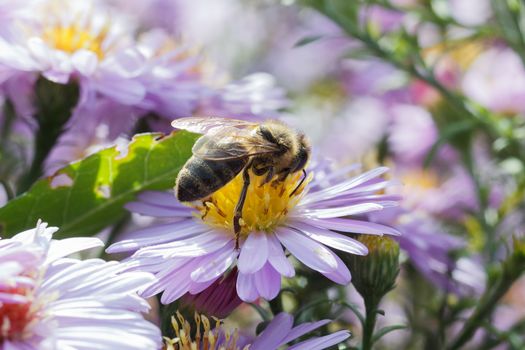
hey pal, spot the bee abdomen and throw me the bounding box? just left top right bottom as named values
left=176, top=156, right=247, bottom=202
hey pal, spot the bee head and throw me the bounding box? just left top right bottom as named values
left=291, top=133, right=310, bottom=173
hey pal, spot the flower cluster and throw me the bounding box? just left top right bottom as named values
left=0, top=222, right=161, bottom=349
left=1, top=0, right=524, bottom=349
left=108, top=165, right=399, bottom=304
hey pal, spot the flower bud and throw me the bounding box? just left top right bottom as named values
left=181, top=268, right=242, bottom=319
left=347, top=235, right=400, bottom=302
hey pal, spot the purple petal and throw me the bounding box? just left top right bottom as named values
left=149, top=259, right=201, bottom=303
left=275, top=227, right=338, bottom=274
left=295, top=202, right=385, bottom=219
left=287, top=330, right=350, bottom=350
left=288, top=221, right=368, bottom=255
left=137, top=191, right=189, bottom=209
left=136, top=231, right=231, bottom=257
left=236, top=272, right=258, bottom=302
left=238, top=231, right=268, bottom=274
left=301, top=217, right=401, bottom=236
left=281, top=320, right=331, bottom=344
left=267, top=234, right=295, bottom=277
left=125, top=201, right=190, bottom=217
left=254, top=263, right=281, bottom=300
left=94, top=75, right=145, bottom=105
left=303, top=167, right=389, bottom=204
left=106, top=220, right=208, bottom=254
left=320, top=252, right=351, bottom=284
left=71, top=50, right=98, bottom=76
left=46, top=237, right=103, bottom=263
left=0, top=293, right=29, bottom=304
left=190, top=242, right=236, bottom=282
left=188, top=279, right=216, bottom=294
left=251, top=313, right=294, bottom=350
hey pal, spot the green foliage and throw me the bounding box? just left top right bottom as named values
left=0, top=131, right=198, bottom=238
left=18, top=77, right=81, bottom=193
left=294, top=35, right=325, bottom=47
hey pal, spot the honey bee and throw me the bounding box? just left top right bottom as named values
left=172, top=117, right=311, bottom=249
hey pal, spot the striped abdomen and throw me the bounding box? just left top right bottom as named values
left=175, top=156, right=248, bottom=202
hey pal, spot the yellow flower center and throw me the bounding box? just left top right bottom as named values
left=194, top=171, right=311, bottom=237
left=402, top=170, right=439, bottom=191
left=43, top=25, right=107, bottom=59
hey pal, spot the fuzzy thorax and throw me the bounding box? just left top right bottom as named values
left=193, top=171, right=311, bottom=237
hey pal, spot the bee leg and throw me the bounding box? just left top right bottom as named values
left=289, top=169, right=307, bottom=197
left=260, top=167, right=274, bottom=187
left=233, top=166, right=251, bottom=250
left=200, top=199, right=212, bottom=220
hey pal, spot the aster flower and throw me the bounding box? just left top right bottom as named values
left=0, top=222, right=162, bottom=349
left=320, top=97, right=389, bottom=161
left=108, top=165, right=400, bottom=304
left=462, top=47, right=525, bottom=115
left=0, top=0, right=145, bottom=102
left=44, top=98, right=138, bottom=174
left=165, top=311, right=350, bottom=350
left=198, top=73, right=289, bottom=120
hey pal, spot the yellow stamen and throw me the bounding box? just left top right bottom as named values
left=402, top=169, right=439, bottom=191
left=165, top=311, right=243, bottom=350
left=43, top=25, right=108, bottom=59
left=193, top=171, right=312, bottom=238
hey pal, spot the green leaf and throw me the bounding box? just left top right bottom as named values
left=371, top=324, right=407, bottom=343
left=0, top=131, right=198, bottom=238
left=423, top=119, right=477, bottom=167
left=294, top=35, right=325, bottom=47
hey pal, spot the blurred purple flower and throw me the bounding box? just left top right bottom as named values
left=0, top=222, right=162, bottom=349
left=359, top=5, right=405, bottom=33
left=44, top=98, right=138, bottom=174
left=320, top=97, right=389, bottom=161
left=388, top=104, right=438, bottom=164
left=134, top=29, right=206, bottom=119
left=396, top=166, right=477, bottom=221
left=341, top=59, right=409, bottom=101
left=462, top=47, right=525, bottom=115
left=198, top=73, right=288, bottom=120
left=449, top=0, right=492, bottom=26
left=398, top=214, right=485, bottom=294
left=108, top=166, right=400, bottom=303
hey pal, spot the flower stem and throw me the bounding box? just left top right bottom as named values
left=362, top=296, right=379, bottom=350
left=447, top=243, right=525, bottom=350
left=17, top=77, right=79, bottom=194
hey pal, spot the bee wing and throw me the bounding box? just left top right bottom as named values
left=171, top=117, right=256, bottom=135
left=192, top=126, right=281, bottom=160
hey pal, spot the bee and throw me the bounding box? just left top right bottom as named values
left=172, top=117, right=311, bottom=249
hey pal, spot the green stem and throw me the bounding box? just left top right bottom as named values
left=17, top=78, right=79, bottom=194
left=0, top=180, right=14, bottom=201
left=447, top=249, right=525, bottom=350
left=362, top=297, right=379, bottom=350
left=18, top=121, right=63, bottom=193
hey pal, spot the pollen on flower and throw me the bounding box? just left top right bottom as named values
left=193, top=171, right=312, bottom=238
left=164, top=311, right=248, bottom=350
left=402, top=169, right=439, bottom=191
left=0, top=287, right=33, bottom=341
left=43, top=25, right=107, bottom=58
